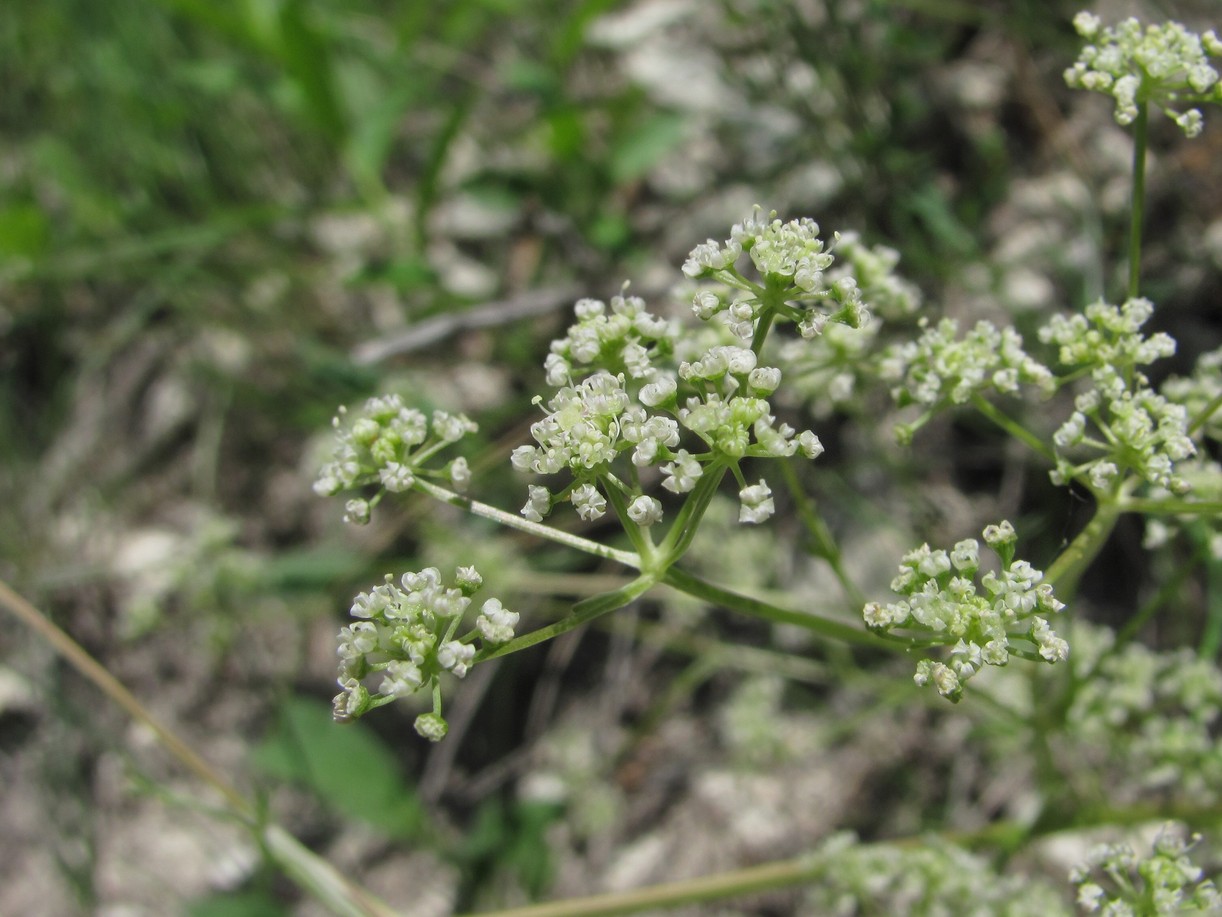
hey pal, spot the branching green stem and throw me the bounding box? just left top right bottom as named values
left=456, top=852, right=824, bottom=917
left=1188, top=391, right=1222, bottom=435
left=656, top=460, right=730, bottom=562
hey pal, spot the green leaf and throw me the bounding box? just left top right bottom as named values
left=276, top=0, right=346, bottom=143
left=0, top=204, right=51, bottom=257
left=609, top=112, right=687, bottom=184
left=252, top=696, right=424, bottom=839
left=188, top=889, right=289, bottom=917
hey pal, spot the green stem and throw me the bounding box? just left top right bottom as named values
left=475, top=574, right=657, bottom=662
left=1111, top=546, right=1207, bottom=655
left=1117, top=497, right=1222, bottom=516
left=601, top=477, right=655, bottom=564
left=656, top=460, right=730, bottom=562
left=456, top=852, right=826, bottom=917
left=1188, top=390, right=1222, bottom=436
left=1043, top=499, right=1122, bottom=593
left=778, top=460, right=866, bottom=608
left=970, top=393, right=1056, bottom=464
left=413, top=478, right=639, bottom=569
left=1127, top=99, right=1149, bottom=300
left=661, top=566, right=896, bottom=651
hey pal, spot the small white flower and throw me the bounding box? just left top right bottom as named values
left=380, top=660, right=424, bottom=697
left=748, top=366, right=782, bottom=395
left=692, top=290, right=722, bottom=319
left=414, top=713, right=448, bottom=742
left=798, top=430, right=824, bottom=459
left=574, top=297, right=604, bottom=320
left=571, top=483, right=607, bottom=521
left=627, top=495, right=664, bottom=526
left=433, top=410, right=477, bottom=443
left=661, top=451, right=703, bottom=493
left=455, top=566, right=483, bottom=591
left=379, top=461, right=416, bottom=492
left=450, top=457, right=471, bottom=493
left=639, top=375, right=677, bottom=407
left=738, top=479, right=774, bottom=524
left=521, top=485, right=551, bottom=522
left=982, top=520, right=1016, bottom=548
left=476, top=598, right=520, bottom=644
left=437, top=640, right=475, bottom=677
left=950, top=539, right=979, bottom=571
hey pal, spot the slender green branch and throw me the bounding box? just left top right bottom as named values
left=1127, top=99, right=1149, bottom=300
left=1111, top=545, right=1208, bottom=655
left=656, top=460, right=730, bottom=563
left=413, top=478, right=639, bottom=569
left=969, top=394, right=1056, bottom=463
left=475, top=574, right=657, bottom=662
left=601, top=477, right=656, bottom=564
left=457, top=852, right=824, bottom=917
left=1117, top=497, right=1222, bottom=516
left=1188, top=390, right=1222, bottom=435
left=778, top=460, right=866, bottom=608
left=662, top=566, right=896, bottom=651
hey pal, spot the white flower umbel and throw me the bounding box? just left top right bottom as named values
left=863, top=522, right=1067, bottom=702
left=1040, top=300, right=1196, bottom=493
left=1069, top=824, right=1221, bottom=913
left=333, top=565, right=512, bottom=741
left=314, top=394, right=479, bottom=523
left=513, top=244, right=836, bottom=528
left=882, top=318, right=1054, bottom=413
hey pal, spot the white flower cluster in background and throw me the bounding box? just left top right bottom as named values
left=803, top=832, right=1068, bottom=916
left=1065, top=12, right=1222, bottom=137
left=1065, top=622, right=1222, bottom=807
left=1069, top=824, right=1221, bottom=914
left=334, top=565, right=516, bottom=740
left=863, top=521, right=1066, bottom=702
left=776, top=232, right=922, bottom=418
left=881, top=317, right=1054, bottom=414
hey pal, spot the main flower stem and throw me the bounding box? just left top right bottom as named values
left=1044, top=499, right=1122, bottom=594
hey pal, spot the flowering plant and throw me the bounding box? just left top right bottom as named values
left=311, top=9, right=1222, bottom=914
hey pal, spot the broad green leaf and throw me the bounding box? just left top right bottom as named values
left=253, top=697, right=423, bottom=839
